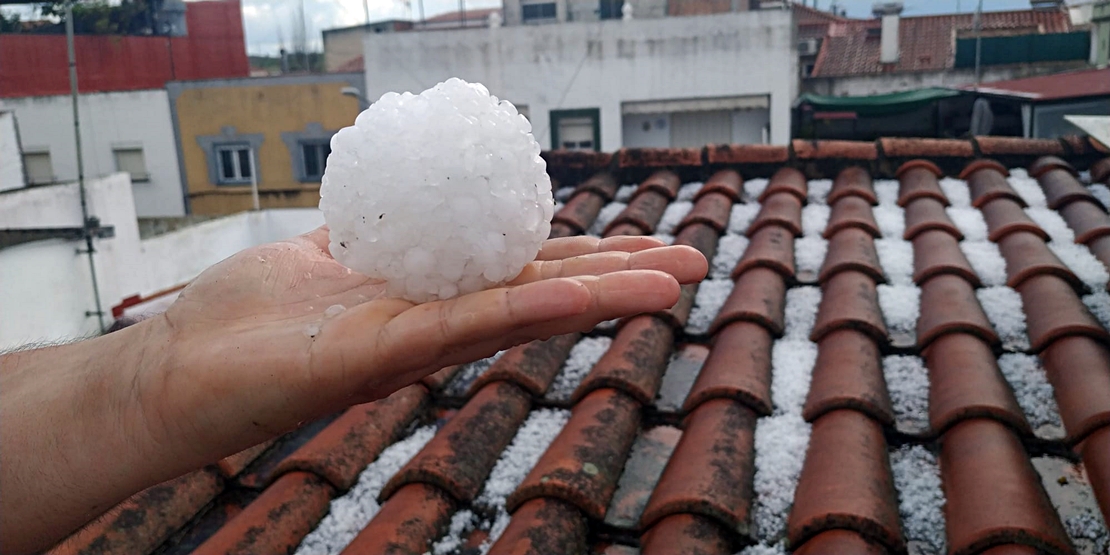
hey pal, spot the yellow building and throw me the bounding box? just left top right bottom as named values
left=167, top=73, right=363, bottom=215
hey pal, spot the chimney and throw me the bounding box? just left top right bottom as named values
left=872, top=1, right=904, bottom=64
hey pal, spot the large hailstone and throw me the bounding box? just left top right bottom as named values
left=320, top=78, right=554, bottom=303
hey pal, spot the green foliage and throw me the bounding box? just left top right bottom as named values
left=5, top=0, right=155, bottom=35
left=0, top=10, right=21, bottom=33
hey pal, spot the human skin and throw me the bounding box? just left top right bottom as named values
left=0, top=227, right=707, bottom=554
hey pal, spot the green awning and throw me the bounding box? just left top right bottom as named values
left=795, top=88, right=962, bottom=117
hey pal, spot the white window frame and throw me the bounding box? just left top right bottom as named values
left=214, top=144, right=253, bottom=185
left=113, top=146, right=150, bottom=182
left=23, top=149, right=54, bottom=186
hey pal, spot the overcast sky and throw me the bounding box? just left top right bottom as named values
left=0, top=0, right=1059, bottom=55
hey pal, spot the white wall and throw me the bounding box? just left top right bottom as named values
left=0, top=112, right=22, bottom=192
left=0, top=174, right=323, bottom=350
left=363, top=10, right=798, bottom=150
left=0, top=90, right=186, bottom=217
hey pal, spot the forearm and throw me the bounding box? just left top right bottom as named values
left=0, top=317, right=176, bottom=554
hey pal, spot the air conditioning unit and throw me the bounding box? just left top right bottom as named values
left=798, top=38, right=819, bottom=56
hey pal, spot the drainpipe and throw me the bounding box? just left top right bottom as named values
left=66, top=2, right=107, bottom=333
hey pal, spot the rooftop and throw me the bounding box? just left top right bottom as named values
left=967, top=67, right=1110, bottom=101
left=47, top=136, right=1110, bottom=555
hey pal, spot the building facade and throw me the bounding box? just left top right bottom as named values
left=0, top=111, right=23, bottom=192
left=167, top=73, right=364, bottom=215
left=362, top=10, right=797, bottom=151
left=0, top=90, right=186, bottom=216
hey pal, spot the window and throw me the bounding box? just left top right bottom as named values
left=23, top=150, right=54, bottom=186
left=550, top=109, right=600, bottom=152
left=113, top=147, right=149, bottom=182
left=215, top=144, right=254, bottom=184
left=599, top=0, right=623, bottom=19
left=522, top=1, right=556, bottom=22
left=300, top=141, right=331, bottom=181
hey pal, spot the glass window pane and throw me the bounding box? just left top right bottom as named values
left=219, top=150, right=235, bottom=179
left=114, top=148, right=148, bottom=181
left=237, top=148, right=252, bottom=179
left=303, top=144, right=320, bottom=177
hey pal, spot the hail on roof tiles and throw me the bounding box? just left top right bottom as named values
left=770, top=340, right=819, bottom=414
left=890, top=445, right=947, bottom=555
left=656, top=200, right=694, bottom=235
left=959, top=241, right=1008, bottom=287
left=710, top=233, right=749, bottom=279
left=554, top=187, right=576, bottom=203
left=976, top=286, right=1031, bottom=352
left=685, top=278, right=734, bottom=336
left=783, top=286, right=822, bottom=340
left=878, top=284, right=920, bottom=340
left=727, top=203, right=761, bottom=235
left=545, top=336, right=612, bottom=402
left=875, top=238, right=914, bottom=286
left=874, top=179, right=900, bottom=207
left=676, top=181, right=705, bottom=202
left=807, top=179, right=833, bottom=205
left=428, top=509, right=476, bottom=555
left=744, top=178, right=770, bottom=199
left=938, top=177, right=972, bottom=208
left=873, top=204, right=906, bottom=239
left=1026, top=207, right=1076, bottom=243
left=293, top=425, right=437, bottom=555
left=751, top=413, right=812, bottom=542
left=445, top=351, right=506, bottom=397
left=946, top=207, right=989, bottom=242
left=588, top=202, right=627, bottom=236
left=794, top=237, right=828, bottom=281
left=1064, top=510, right=1110, bottom=555
left=1090, top=184, right=1110, bottom=210
left=1032, top=456, right=1110, bottom=555
left=615, top=183, right=638, bottom=203
left=1007, top=170, right=1048, bottom=208
left=997, top=353, right=1063, bottom=431
left=656, top=350, right=704, bottom=413
left=882, top=355, right=930, bottom=435
left=1049, top=243, right=1110, bottom=291
left=1083, top=291, right=1110, bottom=330
left=738, top=542, right=788, bottom=555
left=801, top=204, right=831, bottom=238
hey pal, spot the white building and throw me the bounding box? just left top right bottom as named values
left=0, top=111, right=23, bottom=192
left=0, top=89, right=187, bottom=217
left=0, top=172, right=322, bottom=349
left=361, top=9, right=798, bottom=150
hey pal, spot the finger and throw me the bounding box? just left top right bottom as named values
left=293, top=226, right=333, bottom=256
left=536, top=235, right=665, bottom=261
left=509, top=245, right=708, bottom=286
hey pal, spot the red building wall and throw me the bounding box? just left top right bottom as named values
left=0, top=0, right=249, bottom=98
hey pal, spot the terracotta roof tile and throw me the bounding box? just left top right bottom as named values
left=1017, top=274, right=1109, bottom=353
left=897, top=161, right=949, bottom=207
left=788, top=409, right=904, bottom=553
left=383, top=381, right=530, bottom=502
left=924, top=333, right=1031, bottom=437
left=655, top=281, right=697, bottom=330
left=981, top=198, right=1050, bottom=243
left=794, top=140, right=878, bottom=163
left=191, top=471, right=334, bottom=555
left=1078, top=426, right=1110, bottom=525
left=732, top=225, right=795, bottom=280
left=793, top=529, right=889, bottom=555
left=574, top=172, right=620, bottom=202
left=803, top=329, right=893, bottom=427
left=633, top=170, right=681, bottom=201
left=828, top=166, right=878, bottom=206
left=684, top=321, right=774, bottom=416
left=639, top=399, right=756, bottom=536
left=881, top=138, right=975, bottom=160
left=747, top=193, right=804, bottom=237
left=508, top=388, right=640, bottom=520
left=940, top=419, right=1072, bottom=555
left=216, top=440, right=274, bottom=479
left=917, top=274, right=1000, bottom=350
left=605, top=191, right=669, bottom=236
left=819, top=227, right=885, bottom=284
left=710, top=267, right=787, bottom=337
left=573, top=315, right=674, bottom=405
left=997, top=231, right=1084, bottom=292
left=639, top=513, right=733, bottom=555
left=825, top=196, right=881, bottom=238
left=1090, top=158, right=1110, bottom=184
left=422, top=364, right=461, bottom=392
left=759, top=167, right=808, bottom=204
left=811, top=270, right=888, bottom=344
left=904, top=197, right=962, bottom=241
left=913, top=229, right=981, bottom=287
left=273, top=385, right=428, bottom=491
left=977, top=137, right=1066, bottom=159
left=706, top=144, right=788, bottom=165
left=1058, top=201, right=1110, bottom=244
left=617, top=148, right=701, bottom=169
left=1088, top=236, right=1110, bottom=284
left=552, top=191, right=605, bottom=234
left=966, top=162, right=1025, bottom=208
left=604, top=426, right=682, bottom=530
left=1029, top=155, right=1078, bottom=179
left=678, top=192, right=733, bottom=235
left=674, top=221, right=721, bottom=261
left=696, top=169, right=743, bottom=202
left=487, top=498, right=589, bottom=555
left=1037, top=166, right=1099, bottom=211
left=340, top=483, right=455, bottom=554
left=1040, top=336, right=1110, bottom=445
left=47, top=470, right=223, bottom=555
left=469, top=334, right=581, bottom=397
